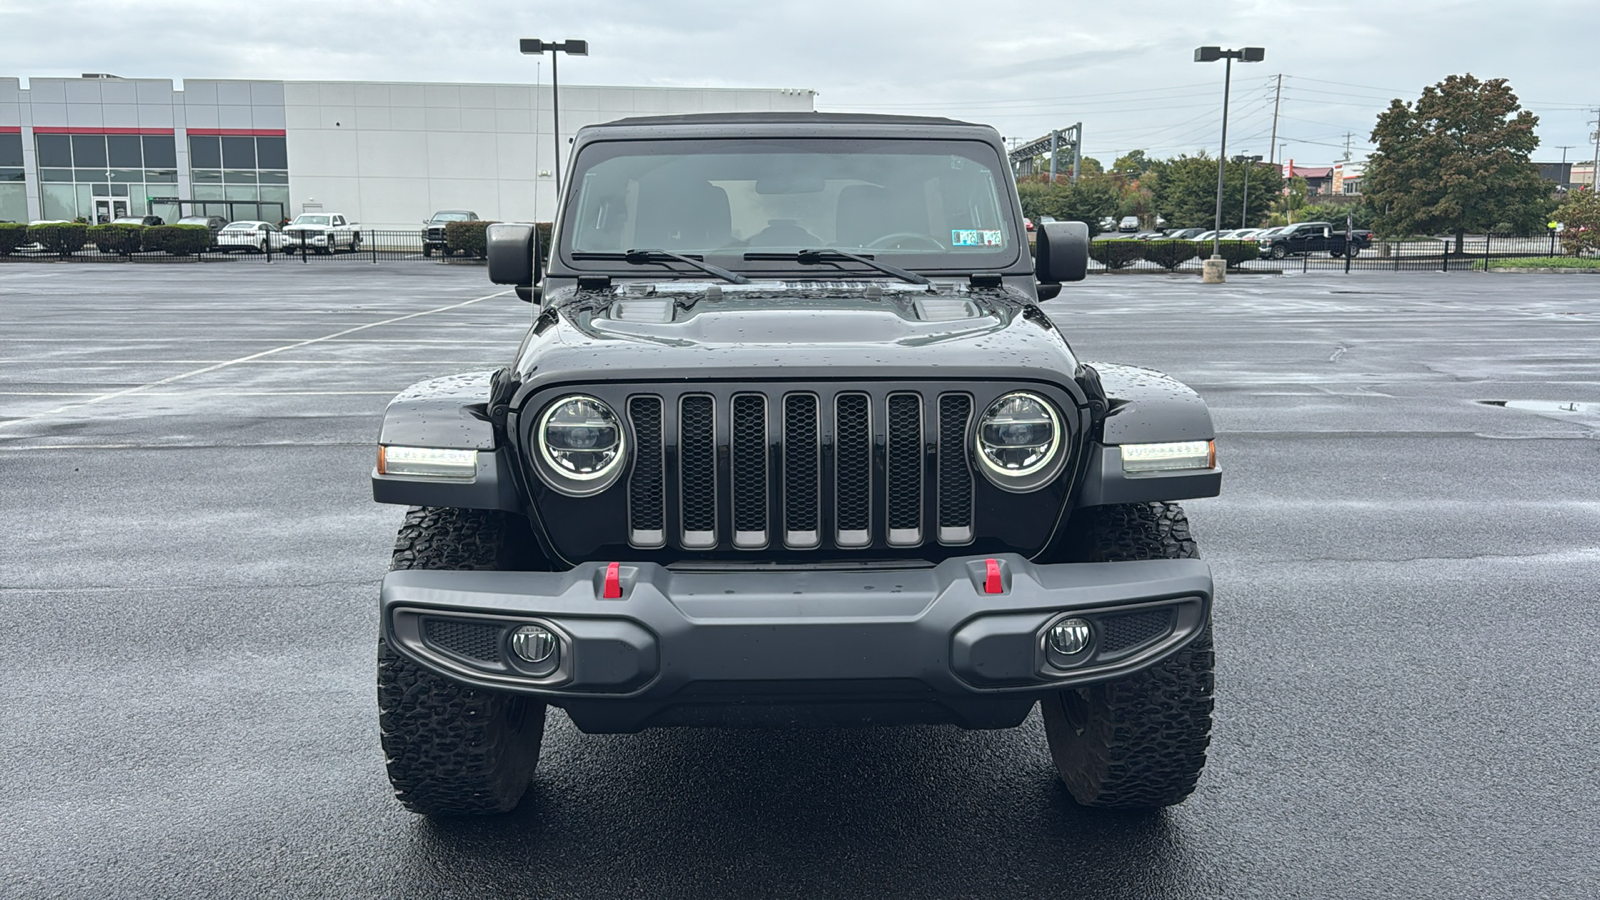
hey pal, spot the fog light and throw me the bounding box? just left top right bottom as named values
left=510, top=624, right=559, bottom=672
left=1048, top=618, right=1092, bottom=657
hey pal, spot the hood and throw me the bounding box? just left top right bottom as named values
left=510, top=280, right=1080, bottom=399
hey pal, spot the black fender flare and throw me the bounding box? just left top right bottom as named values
left=1074, top=363, right=1221, bottom=507
left=371, top=371, right=523, bottom=511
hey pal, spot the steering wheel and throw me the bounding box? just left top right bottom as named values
left=866, top=232, right=945, bottom=251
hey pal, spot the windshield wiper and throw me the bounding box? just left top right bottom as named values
left=570, top=249, right=750, bottom=284
left=743, top=249, right=931, bottom=286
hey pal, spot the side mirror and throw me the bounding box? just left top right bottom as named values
left=487, top=223, right=538, bottom=301
left=1035, top=221, right=1089, bottom=284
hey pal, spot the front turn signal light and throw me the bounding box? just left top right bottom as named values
left=1119, top=440, right=1215, bottom=474
left=378, top=445, right=478, bottom=479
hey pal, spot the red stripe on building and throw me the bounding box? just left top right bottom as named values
left=185, top=128, right=286, bottom=137
left=0, top=126, right=20, bottom=134
left=31, top=126, right=176, bottom=135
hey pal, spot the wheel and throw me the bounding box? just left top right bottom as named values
left=1347, top=245, right=1361, bottom=258
left=1041, top=502, right=1214, bottom=809
left=444, top=247, right=455, bottom=257
left=377, top=506, right=548, bottom=816
left=866, top=232, right=945, bottom=251
left=423, top=245, right=434, bottom=257
left=1330, top=247, right=1344, bottom=258
left=1270, top=243, right=1288, bottom=260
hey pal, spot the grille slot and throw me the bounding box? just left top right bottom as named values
left=885, top=393, right=923, bottom=546
left=679, top=394, right=717, bottom=549
left=782, top=394, right=821, bottom=548
left=937, top=394, right=974, bottom=544
left=1099, top=609, right=1175, bottom=654
left=834, top=393, right=872, bottom=547
left=731, top=393, right=768, bottom=548
left=424, top=618, right=502, bottom=663
left=628, top=396, right=665, bottom=547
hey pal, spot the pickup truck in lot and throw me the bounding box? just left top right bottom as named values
left=1259, top=221, right=1373, bottom=259
left=283, top=212, right=361, bottom=254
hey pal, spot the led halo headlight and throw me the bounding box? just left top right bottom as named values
left=974, top=391, right=1068, bottom=492
left=534, top=394, right=627, bottom=496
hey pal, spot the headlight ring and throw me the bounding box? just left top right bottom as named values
left=974, top=391, right=1068, bottom=492
left=534, top=394, right=627, bottom=496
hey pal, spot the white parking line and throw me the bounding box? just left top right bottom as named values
left=0, top=289, right=509, bottom=432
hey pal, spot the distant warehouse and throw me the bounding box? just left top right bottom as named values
left=0, top=76, right=815, bottom=229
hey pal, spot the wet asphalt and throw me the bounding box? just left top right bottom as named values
left=0, top=261, right=1596, bottom=899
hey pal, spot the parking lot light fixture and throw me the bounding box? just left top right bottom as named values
left=519, top=38, right=589, bottom=196
left=1194, top=46, right=1265, bottom=265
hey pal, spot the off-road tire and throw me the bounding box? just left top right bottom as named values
left=1042, top=502, right=1213, bottom=809
left=1270, top=243, right=1288, bottom=260
left=423, top=245, right=434, bottom=257
left=377, top=506, right=547, bottom=816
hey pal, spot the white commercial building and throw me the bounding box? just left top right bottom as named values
left=0, top=76, right=815, bottom=228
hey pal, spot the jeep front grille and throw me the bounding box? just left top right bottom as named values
left=624, top=388, right=979, bottom=551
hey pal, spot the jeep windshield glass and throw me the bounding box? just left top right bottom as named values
left=560, top=138, right=1019, bottom=276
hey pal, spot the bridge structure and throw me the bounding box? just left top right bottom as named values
left=1008, top=123, right=1083, bottom=182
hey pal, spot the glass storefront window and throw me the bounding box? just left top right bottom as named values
left=0, top=168, right=24, bottom=182
left=258, top=171, right=288, bottom=185
left=191, top=169, right=223, bottom=184
left=36, top=134, right=72, bottom=168
left=39, top=168, right=73, bottom=182
left=144, top=169, right=178, bottom=183
left=0, top=134, right=23, bottom=168
left=107, top=135, right=143, bottom=168
left=259, top=186, right=289, bottom=224
left=71, top=135, right=107, bottom=168
left=221, top=136, right=256, bottom=169
left=223, top=169, right=257, bottom=184
left=192, top=184, right=224, bottom=201
left=143, top=136, right=177, bottom=169
left=109, top=169, right=142, bottom=183
left=0, top=183, right=26, bottom=223
left=189, top=135, right=222, bottom=169
left=256, top=137, right=287, bottom=169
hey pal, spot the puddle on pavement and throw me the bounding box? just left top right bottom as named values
left=1478, top=399, right=1599, bottom=415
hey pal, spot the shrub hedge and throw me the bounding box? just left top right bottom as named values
left=27, top=222, right=89, bottom=257
left=1142, top=240, right=1199, bottom=270
left=1089, top=239, right=1144, bottom=269
left=88, top=223, right=146, bottom=255
left=0, top=222, right=27, bottom=255
left=1208, top=240, right=1261, bottom=269
left=143, top=224, right=214, bottom=255
left=445, top=220, right=498, bottom=258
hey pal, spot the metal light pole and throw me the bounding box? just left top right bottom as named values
left=1195, top=46, right=1265, bottom=261
left=520, top=38, right=588, bottom=197
left=1237, top=154, right=1262, bottom=227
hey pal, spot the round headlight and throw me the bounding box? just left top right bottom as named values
left=536, top=395, right=626, bottom=495
left=975, top=392, right=1066, bottom=491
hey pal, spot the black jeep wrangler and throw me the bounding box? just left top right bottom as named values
left=371, top=113, right=1222, bottom=816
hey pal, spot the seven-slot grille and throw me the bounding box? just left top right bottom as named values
left=625, top=389, right=977, bottom=551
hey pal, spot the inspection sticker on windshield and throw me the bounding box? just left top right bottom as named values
left=952, top=229, right=1003, bottom=247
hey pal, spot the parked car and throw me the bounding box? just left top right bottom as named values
left=283, top=212, right=362, bottom=254
left=1190, top=230, right=1220, bottom=243
left=1023, top=216, right=1035, bottom=233
left=1258, top=221, right=1373, bottom=259
left=176, top=215, right=229, bottom=248
left=422, top=210, right=479, bottom=256
left=1118, top=215, right=1139, bottom=232
left=111, top=215, right=164, bottom=227
left=1164, top=228, right=1206, bottom=240
left=1099, top=216, right=1119, bottom=232
left=217, top=220, right=284, bottom=253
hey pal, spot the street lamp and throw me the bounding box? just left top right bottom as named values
left=1236, top=154, right=1263, bottom=228
left=1194, top=46, right=1265, bottom=265
left=519, top=38, right=588, bottom=196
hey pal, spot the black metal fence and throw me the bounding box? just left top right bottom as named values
left=1087, top=233, right=1578, bottom=274
left=0, top=230, right=467, bottom=264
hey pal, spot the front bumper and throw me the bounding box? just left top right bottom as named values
left=382, top=554, right=1211, bottom=732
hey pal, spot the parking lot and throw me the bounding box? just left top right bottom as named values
left=1, top=264, right=1597, bottom=898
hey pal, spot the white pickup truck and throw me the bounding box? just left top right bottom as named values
left=282, top=212, right=361, bottom=254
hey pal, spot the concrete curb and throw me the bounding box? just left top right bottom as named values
left=1487, top=267, right=1600, bottom=274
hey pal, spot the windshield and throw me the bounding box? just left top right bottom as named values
left=223, top=223, right=256, bottom=231
left=430, top=212, right=471, bottom=223
left=293, top=215, right=331, bottom=226
left=560, top=138, right=1019, bottom=274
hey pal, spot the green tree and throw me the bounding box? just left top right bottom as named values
left=1078, top=156, right=1104, bottom=176
left=1112, top=150, right=1153, bottom=177
left=1553, top=188, right=1600, bottom=256
left=1149, top=154, right=1282, bottom=229
left=1014, top=175, right=1123, bottom=235
left=1364, top=74, right=1553, bottom=251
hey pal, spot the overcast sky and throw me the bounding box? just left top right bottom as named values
left=5, top=0, right=1597, bottom=167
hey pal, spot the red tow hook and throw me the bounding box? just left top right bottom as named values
left=603, top=562, right=623, bottom=599
left=983, top=558, right=1004, bottom=594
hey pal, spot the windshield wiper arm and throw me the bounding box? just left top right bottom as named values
left=743, top=249, right=931, bottom=286
left=570, top=249, right=749, bottom=284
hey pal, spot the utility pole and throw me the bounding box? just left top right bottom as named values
left=1268, top=74, right=1283, bottom=165
left=1555, top=144, right=1574, bottom=188
left=1342, top=132, right=1354, bottom=162
left=1591, top=108, right=1600, bottom=192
